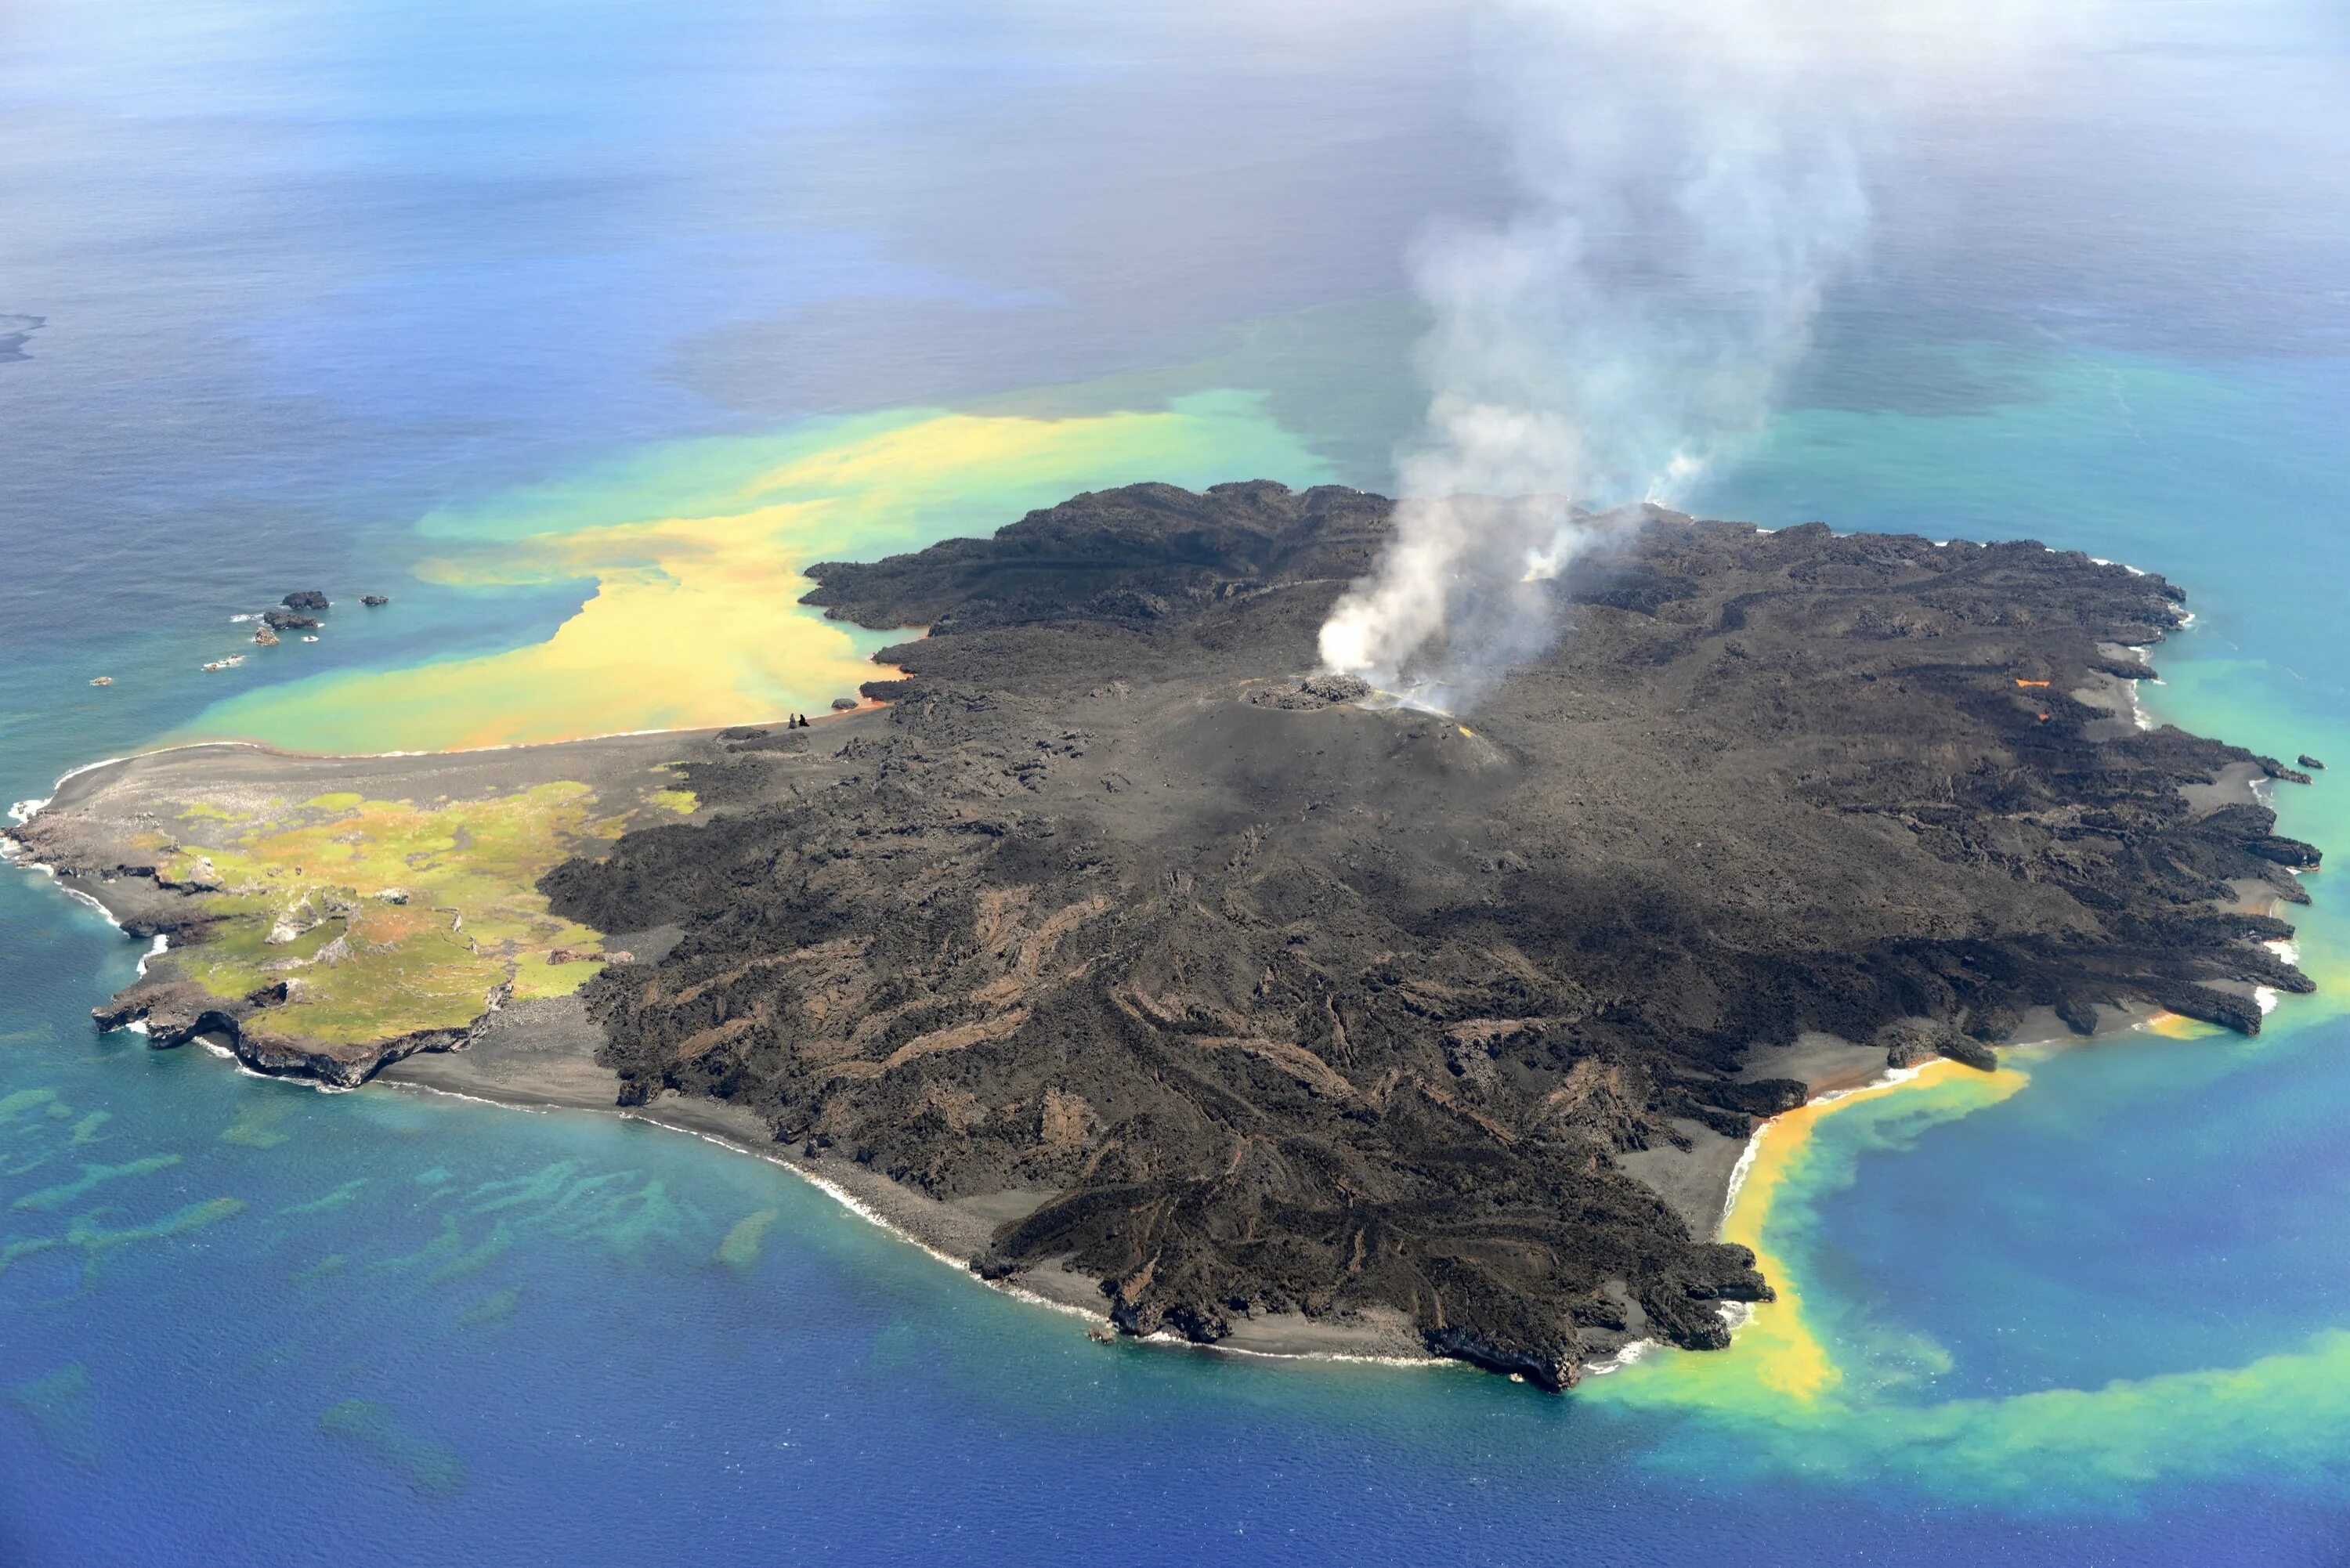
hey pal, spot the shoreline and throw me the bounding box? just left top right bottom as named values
left=372, top=1005, right=1451, bottom=1375
left=2, top=534, right=2322, bottom=1390
left=7, top=666, right=2305, bottom=1386
left=361, top=989, right=2190, bottom=1389
left=0, top=729, right=1428, bottom=1375
left=5, top=687, right=893, bottom=831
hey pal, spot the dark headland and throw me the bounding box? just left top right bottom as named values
left=8, top=482, right=2321, bottom=1388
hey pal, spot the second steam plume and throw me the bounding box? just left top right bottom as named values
left=1319, top=0, right=1874, bottom=710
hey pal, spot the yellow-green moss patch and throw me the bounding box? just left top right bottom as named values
left=157, top=780, right=645, bottom=1045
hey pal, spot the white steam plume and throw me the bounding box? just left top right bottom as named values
left=1321, top=0, right=1880, bottom=709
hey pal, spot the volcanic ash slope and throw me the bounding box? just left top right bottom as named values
left=539, top=480, right=2316, bottom=1386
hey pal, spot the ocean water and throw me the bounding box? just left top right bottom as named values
left=6, top=2, right=2350, bottom=1562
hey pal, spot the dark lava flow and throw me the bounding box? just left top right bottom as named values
left=542, top=481, right=2317, bottom=1386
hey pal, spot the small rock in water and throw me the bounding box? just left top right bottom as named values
left=831, top=696, right=859, bottom=711
left=360, top=594, right=389, bottom=608
left=89, top=675, right=113, bottom=687
left=301, top=635, right=320, bottom=643
left=262, top=609, right=320, bottom=631
left=252, top=628, right=280, bottom=647
left=2301, top=753, right=2326, bottom=771
left=280, top=590, right=329, bottom=612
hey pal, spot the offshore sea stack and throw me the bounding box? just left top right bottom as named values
left=538, top=481, right=2314, bottom=1386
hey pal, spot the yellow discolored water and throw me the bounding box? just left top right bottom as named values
left=187, top=392, right=1332, bottom=753
left=1606, top=1060, right=2026, bottom=1410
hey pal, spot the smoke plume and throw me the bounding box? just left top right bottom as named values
left=1320, top=0, right=1875, bottom=708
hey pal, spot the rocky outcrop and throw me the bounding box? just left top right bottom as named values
left=93, top=976, right=247, bottom=1050
left=93, top=965, right=498, bottom=1089
left=281, top=590, right=330, bottom=612
left=361, top=594, right=390, bottom=608
left=262, top=610, right=320, bottom=632
left=1248, top=673, right=1371, bottom=710
left=1878, top=1019, right=1999, bottom=1072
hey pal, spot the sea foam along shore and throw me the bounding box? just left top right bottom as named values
left=5, top=623, right=2290, bottom=1388
left=2, top=724, right=1458, bottom=1375
left=378, top=1049, right=1454, bottom=1377
left=5, top=744, right=2213, bottom=1389
left=5, top=762, right=137, bottom=932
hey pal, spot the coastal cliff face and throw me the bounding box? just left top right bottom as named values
left=533, top=480, right=2316, bottom=1385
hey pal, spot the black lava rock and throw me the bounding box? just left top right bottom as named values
left=532, top=482, right=2316, bottom=1385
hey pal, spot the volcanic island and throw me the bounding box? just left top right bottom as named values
left=7, top=482, right=2320, bottom=1387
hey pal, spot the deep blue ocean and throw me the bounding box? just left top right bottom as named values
left=6, top=2, right=2350, bottom=1563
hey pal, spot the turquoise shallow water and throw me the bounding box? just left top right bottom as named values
left=6, top=1, right=2350, bottom=1561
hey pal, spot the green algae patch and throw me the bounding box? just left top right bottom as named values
left=0, top=1089, right=60, bottom=1124
left=13, top=1154, right=183, bottom=1212
left=280, top=1179, right=368, bottom=1218
left=716, top=1207, right=781, bottom=1267
left=368, top=1214, right=467, bottom=1277
left=649, top=787, right=698, bottom=815
left=153, top=780, right=647, bottom=1047
left=64, top=1196, right=244, bottom=1255
left=221, top=1097, right=294, bottom=1149
left=423, top=1219, right=514, bottom=1287
left=317, top=1399, right=468, bottom=1498
left=6, top=1364, right=101, bottom=1469
left=54, top=1196, right=247, bottom=1286
left=456, top=1285, right=522, bottom=1328
left=0, top=1237, right=62, bottom=1277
